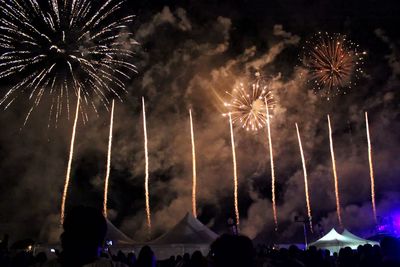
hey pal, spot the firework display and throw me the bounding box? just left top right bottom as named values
left=0, top=0, right=136, bottom=123
left=302, top=32, right=366, bottom=99
left=0, top=0, right=390, bottom=242
left=224, top=75, right=274, bottom=132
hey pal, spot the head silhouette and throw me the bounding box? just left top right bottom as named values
left=210, top=234, right=255, bottom=267
left=60, top=206, right=107, bottom=266
left=136, top=245, right=156, bottom=267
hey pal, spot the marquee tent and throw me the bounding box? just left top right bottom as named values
left=106, top=219, right=136, bottom=246
left=309, top=228, right=379, bottom=253
left=149, top=212, right=218, bottom=259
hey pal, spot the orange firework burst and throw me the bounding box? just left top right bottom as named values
left=302, top=32, right=366, bottom=99
left=224, top=74, right=274, bottom=132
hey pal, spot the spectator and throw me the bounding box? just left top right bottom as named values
left=136, top=245, right=156, bottom=267
left=44, top=206, right=127, bottom=267
left=190, top=251, right=207, bottom=267
left=209, top=234, right=256, bottom=267
left=380, top=236, right=400, bottom=267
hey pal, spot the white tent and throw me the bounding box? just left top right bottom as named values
left=106, top=219, right=136, bottom=246
left=341, top=229, right=377, bottom=244
left=309, top=228, right=379, bottom=253
left=149, top=212, right=218, bottom=259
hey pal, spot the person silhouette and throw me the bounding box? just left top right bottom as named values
left=45, top=206, right=127, bottom=267
left=209, top=234, right=256, bottom=267
left=135, top=245, right=156, bottom=267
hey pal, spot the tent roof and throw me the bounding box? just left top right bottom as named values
left=309, top=228, right=378, bottom=251
left=341, top=229, right=371, bottom=242
left=317, top=228, right=347, bottom=242
left=106, top=219, right=135, bottom=245
left=151, top=212, right=218, bottom=245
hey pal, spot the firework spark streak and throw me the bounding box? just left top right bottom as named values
left=103, top=100, right=115, bottom=218
left=295, top=123, right=313, bottom=232
left=60, top=89, right=80, bottom=224
left=228, top=113, right=240, bottom=227
left=265, top=99, right=278, bottom=230
left=224, top=77, right=274, bottom=132
left=302, top=32, right=365, bottom=99
left=142, top=97, right=151, bottom=235
left=189, top=109, right=197, bottom=218
left=0, top=0, right=136, bottom=122
left=365, top=112, right=377, bottom=223
left=327, top=115, right=343, bottom=227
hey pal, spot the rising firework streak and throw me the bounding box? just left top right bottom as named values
left=327, top=115, right=343, bottom=228
left=265, top=99, right=278, bottom=231
left=189, top=109, right=198, bottom=218
left=295, top=123, right=313, bottom=232
left=60, top=90, right=80, bottom=224
left=365, top=112, right=377, bottom=223
left=228, top=113, right=240, bottom=227
left=103, top=100, right=115, bottom=218
left=142, top=97, right=151, bottom=236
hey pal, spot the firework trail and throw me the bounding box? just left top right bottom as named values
left=327, top=115, right=343, bottom=228
left=0, top=0, right=136, bottom=122
left=103, top=100, right=115, bottom=218
left=302, top=32, right=366, bottom=99
left=60, top=89, right=80, bottom=224
left=142, top=97, right=151, bottom=235
left=189, top=109, right=198, bottom=218
left=295, top=123, right=313, bottom=232
left=224, top=75, right=274, bottom=131
left=365, top=112, right=377, bottom=223
left=228, top=113, right=240, bottom=227
left=265, top=99, right=278, bottom=230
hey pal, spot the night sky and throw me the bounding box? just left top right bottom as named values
left=0, top=0, right=399, bottom=244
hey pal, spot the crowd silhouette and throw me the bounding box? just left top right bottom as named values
left=0, top=206, right=399, bottom=267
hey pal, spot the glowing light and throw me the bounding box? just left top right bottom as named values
left=302, top=32, right=366, bottom=99
left=189, top=109, right=197, bottom=218
left=365, top=112, right=377, bottom=223
left=142, top=97, right=151, bottom=236
left=295, top=123, right=313, bottom=232
left=228, top=112, right=240, bottom=227
left=224, top=75, right=274, bottom=131
left=103, top=100, right=115, bottom=218
left=60, top=89, right=80, bottom=224
left=0, top=0, right=136, bottom=122
left=327, top=115, right=343, bottom=228
left=265, top=99, right=278, bottom=230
